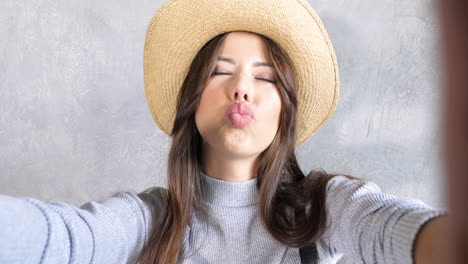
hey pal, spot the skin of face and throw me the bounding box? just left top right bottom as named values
left=195, top=31, right=282, bottom=181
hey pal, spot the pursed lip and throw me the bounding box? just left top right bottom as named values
left=225, top=103, right=255, bottom=120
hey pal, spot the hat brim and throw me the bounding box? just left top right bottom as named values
left=143, top=0, right=339, bottom=146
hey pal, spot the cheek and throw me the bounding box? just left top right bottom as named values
left=195, top=86, right=222, bottom=131
left=254, top=90, right=282, bottom=149
left=264, top=90, right=282, bottom=124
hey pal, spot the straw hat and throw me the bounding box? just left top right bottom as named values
left=143, top=0, right=339, bottom=147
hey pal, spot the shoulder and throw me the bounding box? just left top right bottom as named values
left=82, top=186, right=168, bottom=232
left=136, top=186, right=169, bottom=215
left=325, top=175, right=382, bottom=198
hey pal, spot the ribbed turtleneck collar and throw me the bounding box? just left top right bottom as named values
left=200, top=171, right=258, bottom=207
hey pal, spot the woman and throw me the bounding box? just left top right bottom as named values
left=0, top=0, right=448, bottom=263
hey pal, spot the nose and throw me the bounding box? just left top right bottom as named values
left=234, top=89, right=249, bottom=102
left=231, top=75, right=254, bottom=103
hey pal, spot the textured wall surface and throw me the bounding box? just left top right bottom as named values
left=0, top=0, right=445, bottom=229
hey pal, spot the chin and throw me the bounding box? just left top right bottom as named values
left=202, top=127, right=274, bottom=158
left=211, top=137, right=256, bottom=158
left=220, top=139, right=252, bottom=155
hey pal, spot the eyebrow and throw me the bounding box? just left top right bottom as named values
left=217, top=56, right=274, bottom=68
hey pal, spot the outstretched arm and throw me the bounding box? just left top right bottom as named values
left=323, top=175, right=448, bottom=264
left=0, top=191, right=153, bottom=263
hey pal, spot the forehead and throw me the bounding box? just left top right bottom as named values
left=217, top=31, right=270, bottom=61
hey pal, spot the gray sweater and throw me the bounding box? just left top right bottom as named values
left=0, top=172, right=446, bottom=263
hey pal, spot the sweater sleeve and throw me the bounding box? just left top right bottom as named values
left=322, top=175, right=448, bottom=264
left=0, top=190, right=158, bottom=264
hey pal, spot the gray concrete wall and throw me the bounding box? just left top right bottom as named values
left=0, top=0, right=446, bottom=210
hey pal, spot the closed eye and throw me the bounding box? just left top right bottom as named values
left=212, top=72, right=231, bottom=76
left=212, top=72, right=277, bottom=84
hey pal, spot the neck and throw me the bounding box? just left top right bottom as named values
left=202, top=144, right=258, bottom=182
left=200, top=171, right=258, bottom=206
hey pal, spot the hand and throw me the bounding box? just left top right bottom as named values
left=414, top=215, right=452, bottom=264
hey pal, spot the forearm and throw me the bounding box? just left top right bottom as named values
left=0, top=192, right=147, bottom=263
left=414, top=215, right=452, bottom=264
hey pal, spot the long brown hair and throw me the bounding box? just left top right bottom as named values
left=138, top=31, right=353, bottom=264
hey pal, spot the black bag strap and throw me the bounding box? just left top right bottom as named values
left=299, top=244, right=319, bottom=264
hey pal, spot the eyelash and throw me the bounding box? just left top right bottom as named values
left=212, top=72, right=277, bottom=84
